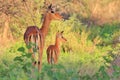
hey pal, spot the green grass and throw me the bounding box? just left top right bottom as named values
left=0, top=41, right=113, bottom=80
left=0, top=23, right=120, bottom=80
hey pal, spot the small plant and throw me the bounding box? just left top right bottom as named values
left=14, top=47, right=32, bottom=72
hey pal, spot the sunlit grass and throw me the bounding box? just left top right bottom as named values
left=0, top=40, right=108, bottom=79
left=0, top=22, right=120, bottom=79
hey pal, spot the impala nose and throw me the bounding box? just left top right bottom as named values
left=63, top=37, right=67, bottom=42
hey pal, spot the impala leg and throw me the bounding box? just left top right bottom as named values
left=54, top=57, right=57, bottom=64
left=54, top=53, right=58, bottom=64
left=55, top=58, right=59, bottom=64
left=47, top=52, right=51, bottom=64
left=50, top=50, right=53, bottom=64
left=29, top=48, right=37, bottom=66
left=32, top=53, right=37, bottom=66
left=38, top=48, right=43, bottom=71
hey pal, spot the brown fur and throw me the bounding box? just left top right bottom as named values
left=24, top=4, right=63, bottom=71
left=47, top=31, right=67, bottom=64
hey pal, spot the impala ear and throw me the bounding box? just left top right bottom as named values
left=48, top=4, right=52, bottom=9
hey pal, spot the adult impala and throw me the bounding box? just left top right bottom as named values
left=24, top=4, right=63, bottom=71
left=47, top=31, right=67, bottom=64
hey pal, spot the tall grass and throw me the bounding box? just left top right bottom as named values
left=0, top=15, right=120, bottom=80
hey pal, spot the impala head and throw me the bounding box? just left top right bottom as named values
left=47, top=4, right=63, bottom=20
left=56, top=31, right=67, bottom=42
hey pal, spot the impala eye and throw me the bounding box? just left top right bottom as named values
left=51, top=11, right=54, bottom=13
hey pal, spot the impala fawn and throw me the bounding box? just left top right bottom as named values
left=47, top=31, right=67, bottom=64
left=24, top=4, right=63, bottom=71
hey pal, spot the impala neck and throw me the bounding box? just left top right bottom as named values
left=40, top=13, right=51, bottom=36
left=55, top=38, right=61, bottom=50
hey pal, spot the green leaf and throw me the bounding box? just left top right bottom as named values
left=14, top=56, right=23, bottom=62
left=26, top=62, right=31, bottom=67
left=113, top=71, right=120, bottom=78
left=17, top=47, right=25, bottom=52
left=98, top=77, right=102, bottom=80
left=103, top=56, right=111, bottom=63
left=99, top=66, right=105, bottom=72
left=26, top=44, right=32, bottom=49
left=22, top=65, right=27, bottom=72
left=72, top=78, right=79, bottom=80
left=112, top=65, right=120, bottom=72
left=33, top=48, right=37, bottom=52
left=25, top=53, right=32, bottom=58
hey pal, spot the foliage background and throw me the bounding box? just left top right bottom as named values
left=0, top=0, right=120, bottom=80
